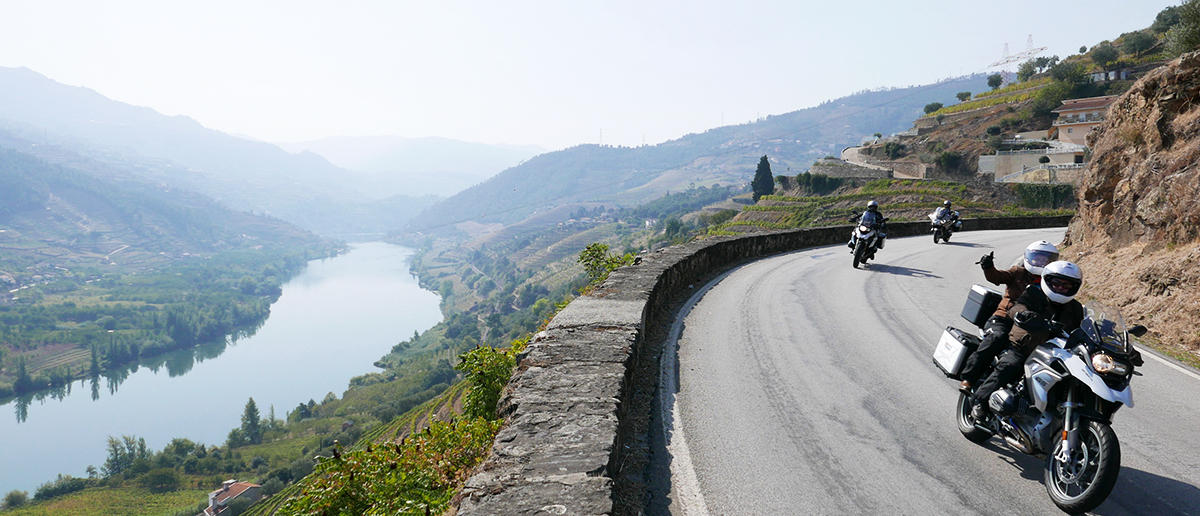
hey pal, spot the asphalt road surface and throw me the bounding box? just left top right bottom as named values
left=653, top=228, right=1200, bottom=515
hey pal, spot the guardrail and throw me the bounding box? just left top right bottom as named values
left=456, top=215, right=1073, bottom=515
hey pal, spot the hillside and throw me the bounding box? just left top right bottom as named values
left=1062, top=50, right=1200, bottom=357
left=405, top=75, right=991, bottom=234
left=0, top=67, right=435, bottom=237
left=0, top=144, right=318, bottom=272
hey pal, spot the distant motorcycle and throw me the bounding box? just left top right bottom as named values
left=935, top=297, right=1147, bottom=514
left=848, top=214, right=887, bottom=268
left=929, top=208, right=961, bottom=244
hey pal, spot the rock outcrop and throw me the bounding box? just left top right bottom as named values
left=1064, top=51, right=1200, bottom=353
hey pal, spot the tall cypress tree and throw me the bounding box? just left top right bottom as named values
left=242, top=397, right=262, bottom=444
left=751, top=155, right=774, bottom=202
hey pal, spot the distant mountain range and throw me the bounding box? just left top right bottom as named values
left=276, top=136, right=543, bottom=197
left=0, top=66, right=440, bottom=237
left=0, top=139, right=320, bottom=278
left=405, top=75, right=992, bottom=234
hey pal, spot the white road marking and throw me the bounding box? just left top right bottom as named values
left=1142, top=347, right=1200, bottom=382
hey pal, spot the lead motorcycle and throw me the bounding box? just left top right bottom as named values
left=848, top=214, right=888, bottom=268
left=935, top=300, right=1146, bottom=514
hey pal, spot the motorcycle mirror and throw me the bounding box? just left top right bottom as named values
left=1128, top=325, right=1148, bottom=337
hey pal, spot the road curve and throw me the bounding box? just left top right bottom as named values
left=653, top=228, right=1200, bottom=515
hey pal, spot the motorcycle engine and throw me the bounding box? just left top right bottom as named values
left=989, top=388, right=1038, bottom=418
left=989, top=388, right=1020, bottom=416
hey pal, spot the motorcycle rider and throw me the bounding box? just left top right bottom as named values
left=933, top=200, right=956, bottom=221
left=958, top=240, right=1060, bottom=391
left=970, top=260, right=1086, bottom=420
left=847, top=200, right=888, bottom=252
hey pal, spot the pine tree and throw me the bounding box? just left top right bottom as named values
left=751, top=155, right=774, bottom=202
left=242, top=398, right=262, bottom=444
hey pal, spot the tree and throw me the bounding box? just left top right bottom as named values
left=987, top=73, right=1003, bottom=90
left=1038, top=156, right=1051, bottom=164
left=1153, top=5, right=1181, bottom=33
left=751, top=155, right=774, bottom=201
left=923, top=102, right=943, bottom=114
left=242, top=397, right=262, bottom=445
left=1017, top=60, right=1038, bottom=82
left=1079, top=45, right=1088, bottom=54
left=935, top=151, right=963, bottom=171
left=139, top=468, right=181, bottom=493
left=2, top=490, right=28, bottom=510
left=883, top=142, right=905, bottom=160
left=1049, top=61, right=1088, bottom=85
left=1091, top=42, right=1119, bottom=70
left=1167, top=0, right=1200, bottom=56
left=956, top=91, right=972, bottom=102
left=1122, top=30, right=1156, bottom=57
left=102, top=435, right=149, bottom=477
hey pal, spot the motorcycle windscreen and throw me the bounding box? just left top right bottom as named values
left=1082, top=301, right=1130, bottom=354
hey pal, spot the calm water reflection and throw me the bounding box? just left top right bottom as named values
left=0, top=242, right=442, bottom=495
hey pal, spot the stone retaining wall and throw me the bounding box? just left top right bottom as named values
left=455, top=216, right=1072, bottom=515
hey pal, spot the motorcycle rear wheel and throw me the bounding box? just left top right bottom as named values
left=955, top=392, right=991, bottom=443
left=1044, top=420, right=1121, bottom=514
left=852, top=240, right=865, bottom=268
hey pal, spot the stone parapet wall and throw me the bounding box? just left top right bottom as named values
left=809, top=164, right=891, bottom=179
left=456, top=215, right=1072, bottom=515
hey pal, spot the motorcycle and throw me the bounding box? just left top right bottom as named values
left=935, top=299, right=1147, bottom=514
left=929, top=209, right=961, bottom=244
left=847, top=214, right=887, bottom=268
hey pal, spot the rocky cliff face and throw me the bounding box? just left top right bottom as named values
left=1063, top=51, right=1200, bottom=354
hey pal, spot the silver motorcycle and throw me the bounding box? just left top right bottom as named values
left=929, top=209, right=961, bottom=244
left=848, top=214, right=887, bottom=268
left=936, top=301, right=1147, bottom=514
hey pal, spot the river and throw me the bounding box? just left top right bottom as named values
left=0, top=242, right=443, bottom=496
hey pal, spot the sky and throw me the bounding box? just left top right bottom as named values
left=0, top=0, right=1179, bottom=151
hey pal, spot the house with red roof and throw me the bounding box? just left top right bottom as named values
left=203, top=479, right=262, bottom=516
left=1049, top=95, right=1119, bottom=146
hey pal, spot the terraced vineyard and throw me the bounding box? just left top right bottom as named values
left=714, top=179, right=1075, bottom=234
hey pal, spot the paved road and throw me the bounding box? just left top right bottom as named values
left=654, top=228, right=1200, bottom=515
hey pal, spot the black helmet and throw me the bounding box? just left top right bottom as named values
left=943, top=200, right=952, bottom=208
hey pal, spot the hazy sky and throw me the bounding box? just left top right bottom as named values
left=0, top=0, right=1178, bottom=150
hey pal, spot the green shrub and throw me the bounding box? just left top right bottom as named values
left=1012, top=183, right=1075, bottom=208
left=577, top=243, right=635, bottom=285
left=33, top=474, right=88, bottom=501
left=276, top=418, right=501, bottom=516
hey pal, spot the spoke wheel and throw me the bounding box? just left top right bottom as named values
left=1045, top=420, right=1121, bottom=514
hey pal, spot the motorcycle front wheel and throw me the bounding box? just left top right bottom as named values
left=852, top=240, right=865, bottom=268
left=1044, top=420, right=1121, bottom=514
left=955, top=392, right=991, bottom=443
left=933, top=230, right=940, bottom=244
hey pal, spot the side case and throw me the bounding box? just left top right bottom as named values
left=933, top=327, right=981, bottom=379
left=961, top=284, right=1002, bottom=329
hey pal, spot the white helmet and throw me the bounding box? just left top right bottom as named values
left=1041, top=261, right=1082, bottom=304
left=1023, top=240, right=1059, bottom=276
left=867, top=200, right=879, bottom=211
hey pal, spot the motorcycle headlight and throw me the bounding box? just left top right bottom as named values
left=1091, top=353, right=1129, bottom=376
left=859, top=225, right=870, bottom=232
